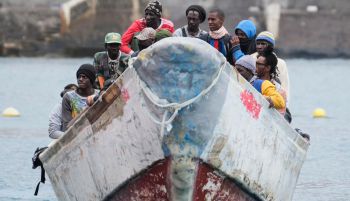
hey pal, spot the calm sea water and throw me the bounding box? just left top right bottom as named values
left=0, top=58, right=349, bottom=201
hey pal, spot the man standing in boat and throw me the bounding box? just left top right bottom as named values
left=173, top=5, right=207, bottom=38
left=120, top=1, right=174, bottom=55
left=93, top=32, right=129, bottom=90
left=199, top=8, right=233, bottom=64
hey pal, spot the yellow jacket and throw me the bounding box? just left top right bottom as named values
left=253, top=79, right=286, bottom=109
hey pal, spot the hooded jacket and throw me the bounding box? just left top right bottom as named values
left=232, top=20, right=257, bottom=63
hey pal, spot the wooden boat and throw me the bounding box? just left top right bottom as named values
left=40, top=38, right=309, bottom=201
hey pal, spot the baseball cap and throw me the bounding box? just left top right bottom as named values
left=105, top=32, right=121, bottom=44
left=135, top=28, right=156, bottom=40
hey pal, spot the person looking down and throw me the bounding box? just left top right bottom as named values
left=234, top=55, right=257, bottom=84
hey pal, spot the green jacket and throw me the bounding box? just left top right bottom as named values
left=93, top=51, right=129, bottom=84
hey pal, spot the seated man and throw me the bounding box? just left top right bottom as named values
left=93, top=32, right=129, bottom=90
left=62, top=64, right=99, bottom=131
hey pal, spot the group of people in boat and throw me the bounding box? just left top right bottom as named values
left=49, top=1, right=310, bottom=140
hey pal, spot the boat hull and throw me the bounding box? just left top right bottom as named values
left=40, top=38, right=309, bottom=201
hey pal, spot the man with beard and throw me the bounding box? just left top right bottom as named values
left=93, top=32, right=129, bottom=90
left=173, top=5, right=207, bottom=38
left=230, top=19, right=257, bottom=63
left=199, top=8, right=233, bottom=64
left=120, top=1, right=174, bottom=55
left=61, top=64, right=99, bottom=131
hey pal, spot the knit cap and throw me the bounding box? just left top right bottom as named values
left=235, top=55, right=256, bottom=73
left=256, top=31, right=275, bottom=46
left=76, top=64, right=96, bottom=84
left=145, top=1, right=162, bottom=17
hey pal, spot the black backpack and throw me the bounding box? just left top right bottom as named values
left=32, top=146, right=48, bottom=196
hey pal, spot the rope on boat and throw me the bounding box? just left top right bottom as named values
left=135, top=61, right=227, bottom=134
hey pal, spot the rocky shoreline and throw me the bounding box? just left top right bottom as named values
left=1, top=0, right=349, bottom=58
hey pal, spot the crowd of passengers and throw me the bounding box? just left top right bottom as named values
left=48, top=1, right=310, bottom=141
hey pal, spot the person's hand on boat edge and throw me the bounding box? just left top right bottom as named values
left=87, top=94, right=99, bottom=106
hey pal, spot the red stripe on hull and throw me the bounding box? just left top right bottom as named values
left=105, top=158, right=171, bottom=201
left=104, top=158, right=257, bottom=201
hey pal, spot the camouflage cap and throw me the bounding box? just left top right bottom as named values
left=105, top=32, right=121, bottom=44
left=135, top=27, right=156, bottom=40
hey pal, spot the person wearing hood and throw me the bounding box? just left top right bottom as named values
left=199, top=8, right=233, bottom=64
left=173, top=5, right=207, bottom=38
left=230, top=19, right=257, bottom=63
left=120, top=1, right=174, bottom=55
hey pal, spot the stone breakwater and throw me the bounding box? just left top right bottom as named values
left=0, top=0, right=349, bottom=58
